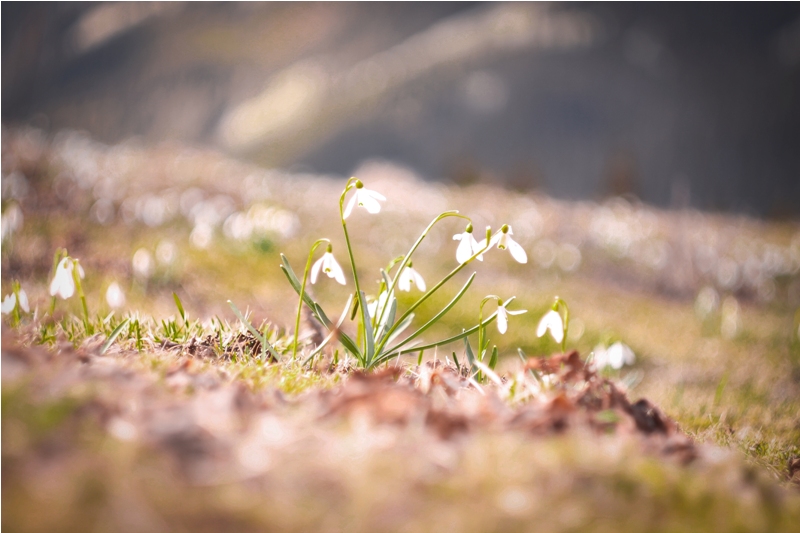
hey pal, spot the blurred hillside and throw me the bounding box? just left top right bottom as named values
left=3, top=2, right=800, bottom=216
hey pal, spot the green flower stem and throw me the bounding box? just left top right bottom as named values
left=553, top=296, right=570, bottom=352
left=376, top=238, right=493, bottom=355
left=292, top=238, right=331, bottom=359
left=339, top=178, right=371, bottom=360
left=374, top=211, right=469, bottom=333
left=392, top=310, right=500, bottom=357
left=72, top=262, right=90, bottom=332
left=478, top=295, right=500, bottom=362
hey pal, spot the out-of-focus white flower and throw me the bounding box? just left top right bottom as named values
left=343, top=180, right=385, bottom=219
left=1, top=293, right=16, bottom=314
left=1, top=203, right=23, bottom=241
left=310, top=246, right=346, bottom=285
left=496, top=301, right=526, bottom=334
left=367, top=291, right=390, bottom=318
left=106, top=282, right=126, bottom=309
left=49, top=257, right=83, bottom=299
left=132, top=248, right=154, bottom=278
left=17, top=288, right=29, bottom=313
left=492, top=224, right=527, bottom=263
left=156, top=240, right=177, bottom=265
left=593, top=342, right=635, bottom=370
left=536, top=309, right=564, bottom=343
left=398, top=263, right=426, bottom=292
left=453, top=224, right=483, bottom=263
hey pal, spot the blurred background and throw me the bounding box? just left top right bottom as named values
left=3, top=1, right=800, bottom=216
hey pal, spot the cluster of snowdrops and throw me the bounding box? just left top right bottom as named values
left=3, top=178, right=637, bottom=377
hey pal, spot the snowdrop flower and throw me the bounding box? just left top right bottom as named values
left=17, top=288, right=29, bottom=313
left=496, top=300, right=527, bottom=334
left=453, top=223, right=484, bottom=263
left=1, top=293, right=16, bottom=314
left=367, top=291, right=390, bottom=318
left=398, top=262, right=426, bottom=292
left=49, top=257, right=84, bottom=299
left=492, top=224, right=527, bottom=263
left=310, top=245, right=346, bottom=285
left=593, top=342, right=635, bottom=370
left=343, top=180, right=385, bottom=219
left=537, top=309, right=564, bottom=344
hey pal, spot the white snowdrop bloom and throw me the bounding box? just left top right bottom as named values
left=453, top=224, right=483, bottom=263
left=496, top=301, right=527, bottom=334
left=536, top=309, right=564, bottom=344
left=49, top=257, right=82, bottom=299
left=17, top=288, right=29, bottom=313
left=310, top=246, right=346, bottom=285
left=398, top=263, right=426, bottom=292
left=603, top=342, right=636, bottom=369
left=494, top=224, right=527, bottom=263
left=105, top=282, right=126, bottom=309
left=367, top=291, right=390, bottom=319
left=343, top=180, right=385, bottom=219
left=1, top=293, right=16, bottom=314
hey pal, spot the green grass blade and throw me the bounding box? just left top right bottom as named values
left=464, top=336, right=476, bottom=369
left=100, top=318, right=130, bottom=355
left=172, top=292, right=186, bottom=322
left=227, top=300, right=280, bottom=362
left=489, top=345, right=498, bottom=369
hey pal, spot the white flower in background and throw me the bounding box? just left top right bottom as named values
left=1, top=203, right=23, bottom=241
left=1, top=293, right=16, bottom=314
left=49, top=257, right=83, bottom=299
left=367, top=291, right=390, bottom=318
left=398, top=262, right=426, bottom=292
left=492, top=224, right=528, bottom=263
left=132, top=248, right=154, bottom=278
left=367, top=290, right=393, bottom=329
left=106, top=282, right=126, bottom=309
left=536, top=309, right=564, bottom=343
left=343, top=180, right=385, bottom=219
left=310, top=245, right=346, bottom=285
left=593, top=342, right=635, bottom=370
left=496, top=301, right=527, bottom=334
left=453, top=223, right=484, bottom=263
left=17, top=288, right=29, bottom=313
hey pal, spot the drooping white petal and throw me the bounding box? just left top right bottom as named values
left=412, top=269, right=426, bottom=291
left=327, top=254, right=346, bottom=285
left=343, top=194, right=358, bottom=219
left=50, top=258, right=76, bottom=299
left=358, top=190, right=383, bottom=214
left=536, top=310, right=563, bottom=343
left=454, top=233, right=472, bottom=263
left=592, top=345, right=609, bottom=369
left=607, top=342, right=635, bottom=369
left=398, top=268, right=413, bottom=292
left=18, top=289, right=29, bottom=313
left=76, top=261, right=85, bottom=279
left=506, top=308, right=527, bottom=315
left=507, top=239, right=528, bottom=264
left=310, top=256, right=325, bottom=284
left=497, top=307, right=508, bottom=334
left=1, top=293, right=16, bottom=314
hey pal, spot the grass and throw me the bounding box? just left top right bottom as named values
left=2, top=126, right=800, bottom=531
